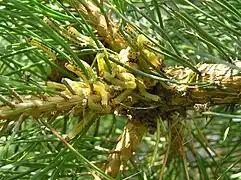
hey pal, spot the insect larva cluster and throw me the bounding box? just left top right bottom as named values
left=43, top=16, right=90, bottom=48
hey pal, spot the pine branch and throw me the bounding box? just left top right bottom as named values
left=1, top=0, right=241, bottom=179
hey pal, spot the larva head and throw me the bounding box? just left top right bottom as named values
left=67, top=26, right=78, bottom=36
left=66, top=26, right=72, bottom=31
left=27, top=37, right=33, bottom=44
left=127, top=52, right=140, bottom=62
left=43, top=16, right=50, bottom=24
left=64, top=62, right=73, bottom=70
left=124, top=24, right=138, bottom=39
left=125, top=24, right=133, bottom=33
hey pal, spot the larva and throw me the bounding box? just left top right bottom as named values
left=28, top=38, right=57, bottom=60
left=66, top=26, right=91, bottom=43
left=64, top=63, right=88, bottom=82
left=64, top=60, right=96, bottom=82
left=124, top=24, right=137, bottom=37
left=43, top=17, right=87, bottom=48
left=137, top=34, right=153, bottom=49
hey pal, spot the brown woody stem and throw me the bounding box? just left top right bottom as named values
left=105, top=121, right=147, bottom=177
